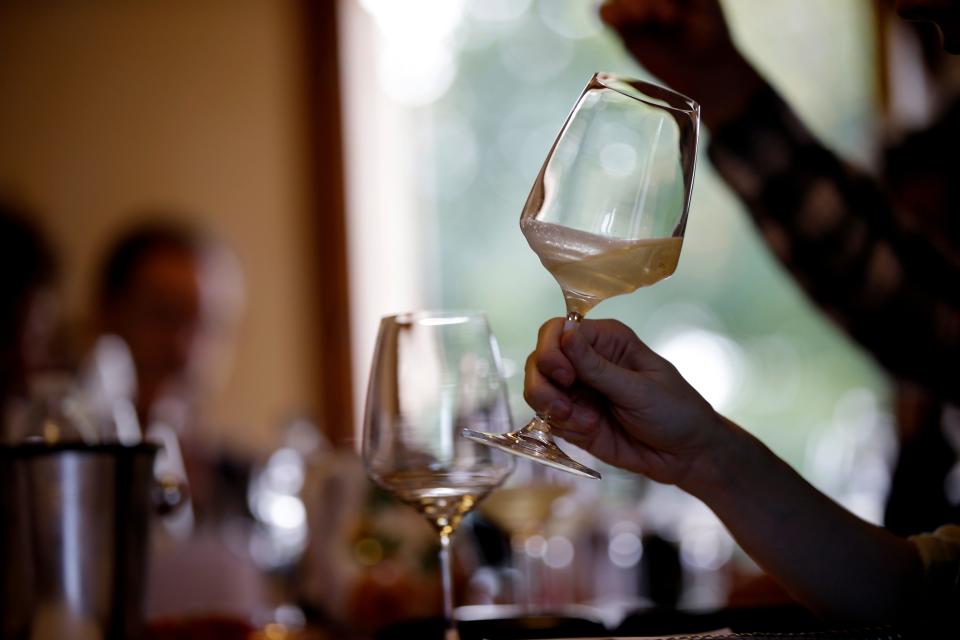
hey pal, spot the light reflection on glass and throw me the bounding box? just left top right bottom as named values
left=524, top=534, right=548, bottom=559
left=248, top=443, right=310, bottom=570
left=679, top=523, right=733, bottom=572
left=608, top=531, right=642, bottom=569
left=544, top=535, right=575, bottom=569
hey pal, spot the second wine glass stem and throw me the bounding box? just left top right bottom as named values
left=439, top=533, right=458, bottom=640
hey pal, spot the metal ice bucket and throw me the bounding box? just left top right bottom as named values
left=0, top=443, right=159, bottom=640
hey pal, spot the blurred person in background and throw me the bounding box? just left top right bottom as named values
left=0, top=200, right=63, bottom=435
left=96, top=220, right=244, bottom=441
left=93, top=217, right=266, bottom=619
left=599, top=0, right=960, bottom=538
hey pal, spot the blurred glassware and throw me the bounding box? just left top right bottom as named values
left=147, top=419, right=193, bottom=538
left=248, top=418, right=327, bottom=573
left=81, top=333, right=141, bottom=445
left=80, top=332, right=196, bottom=539
left=478, top=458, right=572, bottom=611
left=0, top=441, right=187, bottom=640
left=5, top=373, right=100, bottom=445
left=6, top=334, right=145, bottom=446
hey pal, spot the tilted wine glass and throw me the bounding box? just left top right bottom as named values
left=362, top=311, right=515, bottom=640
left=464, top=72, right=700, bottom=480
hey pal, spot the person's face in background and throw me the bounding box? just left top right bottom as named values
left=0, top=211, right=60, bottom=404
left=897, top=0, right=960, bottom=52
left=103, top=245, right=243, bottom=417
left=19, top=286, right=61, bottom=378
left=0, top=284, right=60, bottom=403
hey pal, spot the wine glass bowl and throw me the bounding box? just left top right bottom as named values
left=362, top=311, right=515, bottom=640
left=522, top=72, right=700, bottom=319
left=464, top=73, right=700, bottom=479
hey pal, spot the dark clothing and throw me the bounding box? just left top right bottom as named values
left=707, top=88, right=960, bottom=535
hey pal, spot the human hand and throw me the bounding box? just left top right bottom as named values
left=524, top=318, right=730, bottom=490
left=599, top=0, right=766, bottom=129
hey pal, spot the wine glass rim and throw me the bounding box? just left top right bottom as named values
left=593, top=71, right=700, bottom=116
left=385, top=309, right=489, bottom=326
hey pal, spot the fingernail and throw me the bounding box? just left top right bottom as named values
left=552, top=368, right=574, bottom=387
left=561, top=327, right=582, bottom=354
left=563, top=319, right=578, bottom=333
left=548, top=399, right=571, bottom=419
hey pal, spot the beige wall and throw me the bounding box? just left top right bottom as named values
left=0, top=0, right=316, bottom=453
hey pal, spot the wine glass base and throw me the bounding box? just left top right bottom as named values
left=462, top=428, right=601, bottom=480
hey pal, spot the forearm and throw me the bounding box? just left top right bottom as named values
left=688, top=418, right=924, bottom=624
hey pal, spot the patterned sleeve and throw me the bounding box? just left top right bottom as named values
left=707, top=88, right=960, bottom=403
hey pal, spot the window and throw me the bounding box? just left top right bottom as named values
left=340, top=2, right=891, bottom=600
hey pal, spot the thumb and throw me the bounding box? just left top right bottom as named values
left=560, top=327, right=637, bottom=402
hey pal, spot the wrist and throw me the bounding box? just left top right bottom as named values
left=681, top=414, right=757, bottom=503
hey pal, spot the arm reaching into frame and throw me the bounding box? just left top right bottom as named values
left=525, top=318, right=947, bottom=626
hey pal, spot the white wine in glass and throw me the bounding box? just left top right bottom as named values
left=464, top=72, right=700, bottom=479
left=362, top=311, right=515, bottom=640
left=379, top=469, right=506, bottom=539
left=521, top=219, right=684, bottom=318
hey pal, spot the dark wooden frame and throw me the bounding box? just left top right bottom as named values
left=299, top=0, right=354, bottom=447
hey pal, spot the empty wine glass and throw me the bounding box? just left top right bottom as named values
left=464, top=72, right=700, bottom=479
left=362, top=311, right=515, bottom=640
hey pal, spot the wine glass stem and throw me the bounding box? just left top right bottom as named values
left=439, top=533, right=458, bottom=640
left=527, top=311, right=583, bottom=442
left=531, top=312, right=582, bottom=436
